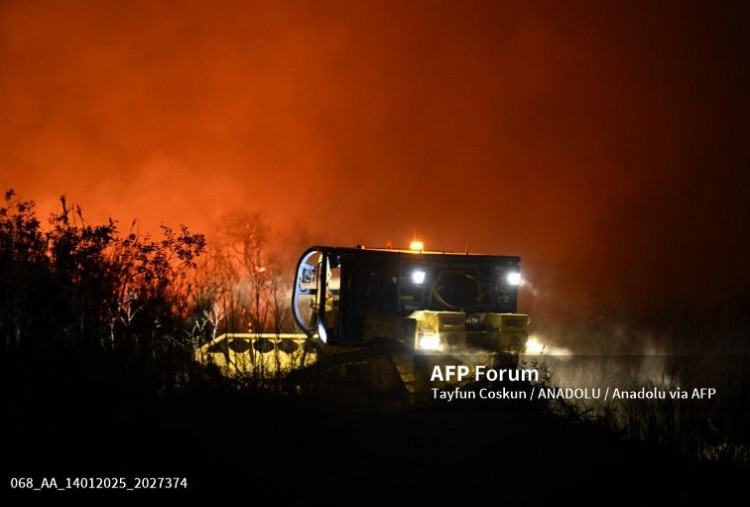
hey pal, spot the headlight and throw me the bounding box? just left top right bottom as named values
left=524, top=336, right=545, bottom=355
left=418, top=332, right=441, bottom=350
left=411, top=269, right=426, bottom=284
left=506, top=271, right=521, bottom=286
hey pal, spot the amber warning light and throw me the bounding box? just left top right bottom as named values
left=409, top=240, right=424, bottom=252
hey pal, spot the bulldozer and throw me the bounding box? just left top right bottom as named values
left=195, top=242, right=530, bottom=410
left=283, top=243, right=530, bottom=409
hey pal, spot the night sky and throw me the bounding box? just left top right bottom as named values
left=2, top=0, right=748, bottom=324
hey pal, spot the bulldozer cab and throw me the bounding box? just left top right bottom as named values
left=292, top=245, right=527, bottom=354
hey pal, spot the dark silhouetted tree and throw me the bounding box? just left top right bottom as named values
left=0, top=189, right=206, bottom=393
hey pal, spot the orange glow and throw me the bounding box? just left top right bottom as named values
left=1, top=1, right=748, bottom=324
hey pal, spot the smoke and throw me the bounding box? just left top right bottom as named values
left=2, top=0, right=749, bottom=332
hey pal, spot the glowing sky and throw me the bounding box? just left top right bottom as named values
left=2, top=0, right=748, bottom=321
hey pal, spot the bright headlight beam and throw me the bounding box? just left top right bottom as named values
left=506, top=271, right=521, bottom=286
left=524, top=336, right=545, bottom=355
left=419, top=333, right=441, bottom=350
left=411, top=269, right=426, bottom=284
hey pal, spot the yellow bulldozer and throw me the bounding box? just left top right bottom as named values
left=196, top=243, right=530, bottom=410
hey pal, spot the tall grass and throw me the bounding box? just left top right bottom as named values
left=526, top=293, right=750, bottom=465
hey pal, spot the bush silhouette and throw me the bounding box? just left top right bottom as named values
left=0, top=189, right=206, bottom=395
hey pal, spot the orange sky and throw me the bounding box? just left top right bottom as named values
left=2, top=0, right=748, bottom=323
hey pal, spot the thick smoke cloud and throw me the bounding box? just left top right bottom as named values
left=2, top=0, right=748, bottom=325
